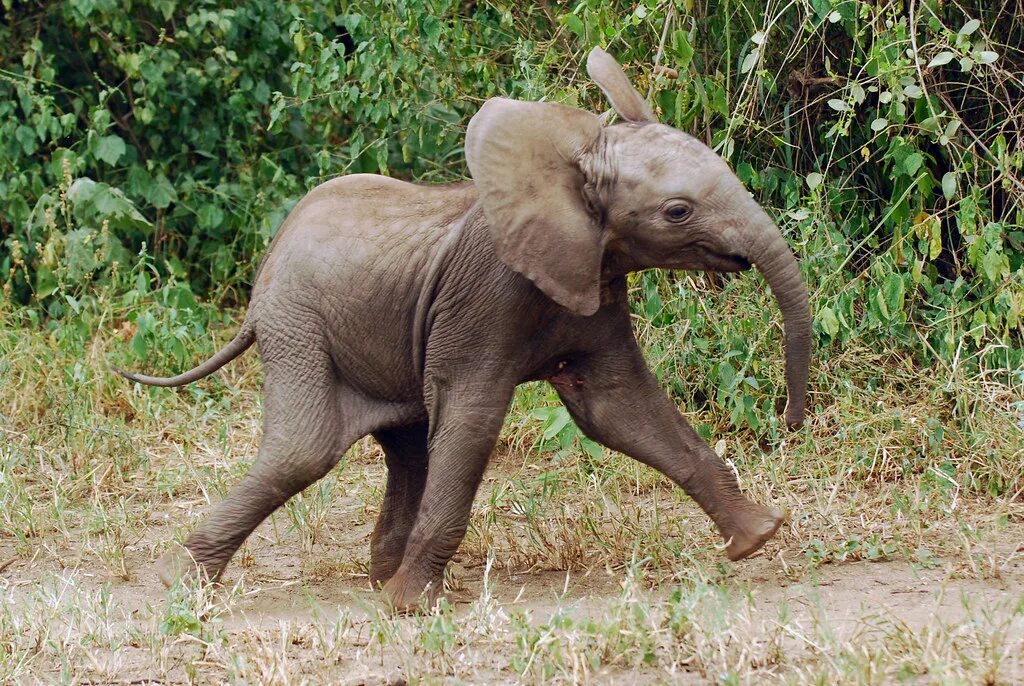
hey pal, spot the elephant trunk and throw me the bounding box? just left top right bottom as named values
left=748, top=216, right=811, bottom=429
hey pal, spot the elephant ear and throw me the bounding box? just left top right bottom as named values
left=586, top=47, right=654, bottom=123
left=466, top=98, right=605, bottom=316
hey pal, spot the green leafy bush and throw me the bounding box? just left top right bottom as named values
left=1, top=0, right=1021, bottom=431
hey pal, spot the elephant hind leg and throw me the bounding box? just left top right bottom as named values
left=158, top=332, right=359, bottom=587
left=369, top=423, right=428, bottom=587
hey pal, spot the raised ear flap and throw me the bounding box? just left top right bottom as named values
left=586, top=47, right=655, bottom=123
left=466, top=98, right=605, bottom=316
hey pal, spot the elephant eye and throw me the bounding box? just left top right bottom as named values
left=664, top=203, right=692, bottom=223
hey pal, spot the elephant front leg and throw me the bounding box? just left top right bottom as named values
left=382, top=383, right=512, bottom=611
left=369, top=424, right=428, bottom=587
left=552, top=353, right=785, bottom=562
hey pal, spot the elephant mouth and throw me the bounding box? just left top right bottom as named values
left=694, top=246, right=751, bottom=272
left=715, top=253, right=752, bottom=272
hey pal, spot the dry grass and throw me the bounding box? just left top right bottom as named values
left=1, top=295, right=1022, bottom=683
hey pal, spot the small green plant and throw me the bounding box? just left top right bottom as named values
left=283, top=472, right=342, bottom=552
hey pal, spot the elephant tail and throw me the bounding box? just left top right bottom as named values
left=113, top=321, right=256, bottom=387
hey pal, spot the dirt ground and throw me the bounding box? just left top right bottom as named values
left=2, top=481, right=1022, bottom=684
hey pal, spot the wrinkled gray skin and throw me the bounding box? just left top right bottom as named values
left=118, top=49, right=811, bottom=611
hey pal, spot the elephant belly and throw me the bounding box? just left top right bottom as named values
left=295, top=257, right=425, bottom=405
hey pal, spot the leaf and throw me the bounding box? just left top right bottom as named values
left=959, top=18, right=981, bottom=35
left=920, top=115, right=942, bottom=135
left=982, top=248, right=1008, bottom=283
left=542, top=408, right=572, bottom=440
left=942, top=172, right=958, bottom=200
left=929, top=221, right=942, bottom=260
left=644, top=286, right=663, bottom=319
left=903, top=152, right=923, bottom=176
left=34, top=264, right=58, bottom=299
left=130, top=329, right=149, bottom=360
left=817, top=306, right=840, bottom=337
left=144, top=174, right=177, bottom=209
left=93, top=185, right=124, bottom=215
left=805, top=172, right=823, bottom=190
left=827, top=98, right=850, bottom=112
left=871, top=117, right=888, bottom=131
left=751, top=31, right=765, bottom=45
left=562, top=14, right=584, bottom=38
left=970, top=309, right=987, bottom=344
left=672, top=30, right=694, bottom=70
left=197, top=203, right=224, bottom=230
left=580, top=437, right=603, bottom=461
left=419, top=15, right=441, bottom=45
left=810, top=0, right=831, bottom=20
left=976, top=50, right=998, bottom=65
left=154, top=0, right=174, bottom=20
left=740, top=49, right=759, bottom=74
left=916, top=213, right=942, bottom=260
left=94, top=134, right=126, bottom=166
left=15, top=125, right=38, bottom=155
left=903, top=84, right=923, bottom=98
left=111, top=189, right=150, bottom=227
left=67, top=177, right=97, bottom=204
left=929, top=224, right=942, bottom=262
left=928, top=51, right=954, bottom=68
left=718, top=361, right=737, bottom=389
left=736, top=162, right=756, bottom=185
left=65, top=294, right=81, bottom=315
left=883, top=273, right=905, bottom=321
left=875, top=287, right=889, bottom=319
left=960, top=56, right=975, bottom=71
left=709, top=82, right=729, bottom=117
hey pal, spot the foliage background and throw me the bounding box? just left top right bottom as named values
left=1, top=0, right=1022, bottom=460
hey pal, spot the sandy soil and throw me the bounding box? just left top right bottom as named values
left=2, top=502, right=1022, bottom=685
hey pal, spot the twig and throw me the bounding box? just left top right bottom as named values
left=0, top=557, right=18, bottom=574
left=76, top=680, right=177, bottom=685
left=936, top=91, right=1024, bottom=194
left=908, top=1, right=941, bottom=126
left=646, top=6, right=676, bottom=103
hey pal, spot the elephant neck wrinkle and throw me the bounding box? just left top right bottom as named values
left=599, top=249, right=635, bottom=281
left=579, top=134, right=617, bottom=228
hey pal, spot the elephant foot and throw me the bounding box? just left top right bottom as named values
left=156, top=544, right=221, bottom=588
left=381, top=571, right=443, bottom=613
left=369, top=556, right=403, bottom=589
left=722, top=505, right=786, bottom=561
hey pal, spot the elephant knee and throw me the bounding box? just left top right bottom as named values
left=252, top=438, right=342, bottom=490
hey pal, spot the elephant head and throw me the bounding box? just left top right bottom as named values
left=465, top=48, right=811, bottom=428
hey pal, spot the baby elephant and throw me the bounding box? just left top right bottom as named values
left=118, top=48, right=810, bottom=610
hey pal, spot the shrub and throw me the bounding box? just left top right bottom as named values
left=1, top=0, right=1021, bottom=420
